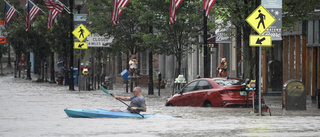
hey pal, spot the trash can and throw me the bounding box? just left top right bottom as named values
left=73, top=68, right=78, bottom=85
left=282, top=79, right=306, bottom=110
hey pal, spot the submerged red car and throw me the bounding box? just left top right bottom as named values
left=165, top=77, right=258, bottom=107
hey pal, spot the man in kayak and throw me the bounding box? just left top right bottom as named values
left=114, top=87, right=147, bottom=113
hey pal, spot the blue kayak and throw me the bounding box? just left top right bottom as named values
left=64, top=108, right=173, bottom=118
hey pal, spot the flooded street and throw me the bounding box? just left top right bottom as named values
left=1, top=75, right=320, bottom=137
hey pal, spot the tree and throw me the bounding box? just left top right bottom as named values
left=150, top=0, right=204, bottom=75
left=213, top=0, right=319, bottom=79
left=86, top=0, right=204, bottom=76
left=86, top=0, right=148, bottom=56
left=4, top=0, right=72, bottom=80
left=2, top=0, right=25, bottom=61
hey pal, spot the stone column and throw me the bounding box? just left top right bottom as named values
left=159, top=54, right=166, bottom=79
left=165, top=55, right=174, bottom=87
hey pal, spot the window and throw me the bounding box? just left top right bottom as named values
left=213, top=79, right=245, bottom=86
left=182, top=81, right=198, bottom=93
left=196, top=80, right=212, bottom=90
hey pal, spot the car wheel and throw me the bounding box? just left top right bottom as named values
left=203, top=101, right=212, bottom=107
left=166, top=103, right=173, bottom=106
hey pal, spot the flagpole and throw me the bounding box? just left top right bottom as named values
left=4, top=0, right=20, bottom=14
left=28, top=0, right=45, bottom=14
left=57, top=0, right=72, bottom=14
left=26, top=0, right=32, bottom=80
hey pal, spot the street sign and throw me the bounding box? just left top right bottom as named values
left=86, top=33, right=112, bottom=47
left=74, top=14, right=87, bottom=22
left=246, top=5, right=276, bottom=35
left=74, top=42, right=88, bottom=49
left=262, top=0, right=282, bottom=41
left=72, top=24, right=90, bottom=42
left=0, top=38, right=6, bottom=44
left=0, top=20, right=7, bottom=38
left=249, top=35, right=272, bottom=47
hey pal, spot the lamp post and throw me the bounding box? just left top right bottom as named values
left=148, top=26, right=154, bottom=95
left=49, top=51, right=56, bottom=83
left=69, top=0, right=74, bottom=90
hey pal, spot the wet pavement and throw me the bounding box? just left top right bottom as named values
left=1, top=69, right=320, bottom=137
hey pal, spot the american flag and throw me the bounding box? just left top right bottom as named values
left=111, top=0, right=130, bottom=26
left=26, top=0, right=41, bottom=32
left=203, top=0, right=216, bottom=18
left=44, top=0, right=64, bottom=30
left=4, top=1, right=17, bottom=30
left=169, top=0, right=183, bottom=25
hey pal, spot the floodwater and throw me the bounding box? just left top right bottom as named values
left=1, top=75, right=320, bottom=137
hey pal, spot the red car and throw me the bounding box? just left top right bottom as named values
left=165, top=77, right=257, bottom=107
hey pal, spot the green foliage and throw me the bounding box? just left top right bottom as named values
left=282, top=0, right=320, bottom=27
left=86, top=0, right=204, bottom=74
left=2, top=0, right=318, bottom=79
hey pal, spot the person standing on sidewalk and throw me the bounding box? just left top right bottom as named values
left=114, top=87, right=147, bottom=113
left=217, top=58, right=228, bottom=77
left=129, top=55, right=138, bottom=77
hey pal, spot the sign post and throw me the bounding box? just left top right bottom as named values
left=246, top=5, right=276, bottom=116
left=72, top=24, right=90, bottom=90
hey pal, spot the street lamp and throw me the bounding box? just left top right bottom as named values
left=75, top=0, right=85, bottom=13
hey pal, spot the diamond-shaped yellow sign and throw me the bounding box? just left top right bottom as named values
left=246, top=5, right=276, bottom=35
left=72, top=24, right=90, bottom=42
left=249, top=35, right=272, bottom=47
left=74, top=42, right=88, bottom=49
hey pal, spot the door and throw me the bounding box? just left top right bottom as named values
left=173, top=81, right=198, bottom=106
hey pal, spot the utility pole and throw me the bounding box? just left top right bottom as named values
left=148, top=26, right=154, bottom=95
left=203, top=10, right=210, bottom=78
left=69, top=0, right=74, bottom=90
left=49, top=52, right=56, bottom=83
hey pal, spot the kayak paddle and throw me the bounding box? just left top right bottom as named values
left=99, top=85, right=144, bottom=118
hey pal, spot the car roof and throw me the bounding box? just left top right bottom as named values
left=195, top=77, right=243, bottom=81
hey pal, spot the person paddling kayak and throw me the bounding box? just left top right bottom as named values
left=114, top=87, right=147, bottom=114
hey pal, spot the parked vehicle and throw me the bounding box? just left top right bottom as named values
left=165, top=77, right=261, bottom=108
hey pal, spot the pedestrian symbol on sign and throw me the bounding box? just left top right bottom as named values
left=72, top=24, right=90, bottom=42
left=79, top=27, right=84, bottom=38
left=256, top=10, right=266, bottom=29
left=246, top=5, right=276, bottom=35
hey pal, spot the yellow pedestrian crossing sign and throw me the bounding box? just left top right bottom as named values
left=246, top=5, right=276, bottom=35
left=249, top=35, right=272, bottom=47
left=74, top=42, right=88, bottom=49
left=72, top=24, right=90, bottom=42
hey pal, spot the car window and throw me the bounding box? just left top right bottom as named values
left=195, top=80, right=212, bottom=90
left=213, top=79, right=245, bottom=86
left=182, top=81, right=198, bottom=93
